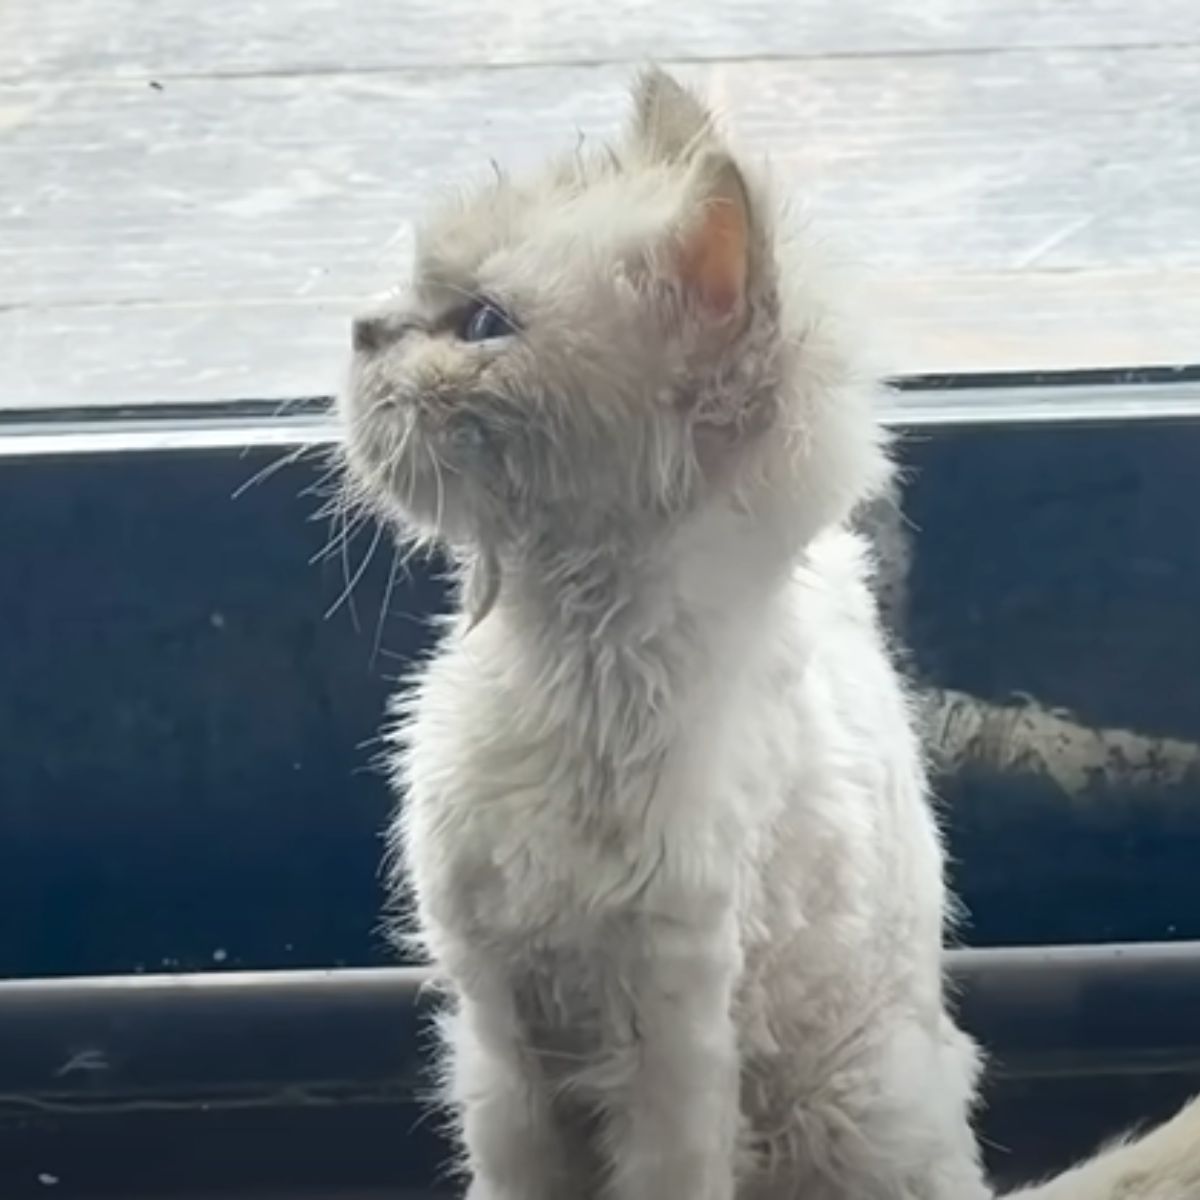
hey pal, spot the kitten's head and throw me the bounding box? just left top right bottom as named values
left=341, top=69, right=888, bottom=566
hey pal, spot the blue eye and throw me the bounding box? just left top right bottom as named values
left=462, top=302, right=514, bottom=343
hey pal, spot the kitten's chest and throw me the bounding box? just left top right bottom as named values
left=411, top=740, right=733, bottom=942
left=403, top=709, right=742, bottom=956
left=399, top=617, right=757, bottom=950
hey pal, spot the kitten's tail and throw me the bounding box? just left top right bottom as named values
left=1007, top=1096, right=1200, bottom=1200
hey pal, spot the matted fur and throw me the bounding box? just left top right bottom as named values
left=340, top=68, right=1200, bottom=1200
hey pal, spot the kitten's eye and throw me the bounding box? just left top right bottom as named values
left=461, top=301, right=515, bottom=343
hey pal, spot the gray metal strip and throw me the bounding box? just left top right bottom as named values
left=1, top=943, right=1198, bottom=1107
left=2, top=380, right=1200, bottom=459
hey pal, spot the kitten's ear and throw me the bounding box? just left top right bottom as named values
left=673, top=154, right=751, bottom=326
left=629, top=67, right=715, bottom=162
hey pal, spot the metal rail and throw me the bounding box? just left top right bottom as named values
left=1, top=943, right=1199, bottom=1109
left=2, top=371, right=1200, bottom=458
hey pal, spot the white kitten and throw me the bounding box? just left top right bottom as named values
left=340, top=68, right=1200, bottom=1200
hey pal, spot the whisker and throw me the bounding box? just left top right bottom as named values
left=231, top=444, right=311, bottom=500
left=310, top=500, right=370, bottom=566
left=270, top=393, right=331, bottom=420
left=335, top=500, right=366, bottom=632
left=326, top=517, right=384, bottom=624
left=426, top=441, right=446, bottom=539
left=371, top=545, right=403, bottom=669
left=300, top=459, right=347, bottom=504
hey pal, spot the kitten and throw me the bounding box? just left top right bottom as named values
left=340, top=68, right=1200, bottom=1200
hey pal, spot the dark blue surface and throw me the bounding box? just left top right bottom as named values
left=0, top=447, right=442, bottom=978
left=0, top=421, right=1197, bottom=978
left=904, top=423, right=1200, bottom=945
left=904, top=423, right=1200, bottom=739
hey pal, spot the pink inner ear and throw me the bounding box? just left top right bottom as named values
left=676, top=185, right=749, bottom=324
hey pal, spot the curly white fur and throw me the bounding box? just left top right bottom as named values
left=339, top=67, right=1200, bottom=1200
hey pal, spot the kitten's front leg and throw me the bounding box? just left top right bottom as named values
left=600, top=915, right=741, bottom=1200
left=447, top=991, right=568, bottom=1200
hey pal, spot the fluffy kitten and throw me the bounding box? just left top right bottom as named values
left=340, top=68, right=1200, bottom=1200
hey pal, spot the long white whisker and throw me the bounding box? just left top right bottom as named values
left=426, top=441, right=446, bottom=538
left=326, top=518, right=384, bottom=623
left=336, top=495, right=365, bottom=631
left=300, top=457, right=348, bottom=504
left=310, top=492, right=370, bottom=566
left=232, top=444, right=310, bottom=500
left=371, top=545, right=403, bottom=669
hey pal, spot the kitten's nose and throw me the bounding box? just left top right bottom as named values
left=351, top=314, right=389, bottom=354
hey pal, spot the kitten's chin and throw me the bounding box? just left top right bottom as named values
left=342, top=423, right=468, bottom=547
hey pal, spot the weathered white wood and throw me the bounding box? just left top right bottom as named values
left=2, top=0, right=1196, bottom=80
left=3, top=47, right=1198, bottom=406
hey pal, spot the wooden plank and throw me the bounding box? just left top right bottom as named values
left=3, top=50, right=1198, bottom=406
left=2, top=0, right=1197, bottom=80
left=5, top=52, right=1196, bottom=293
